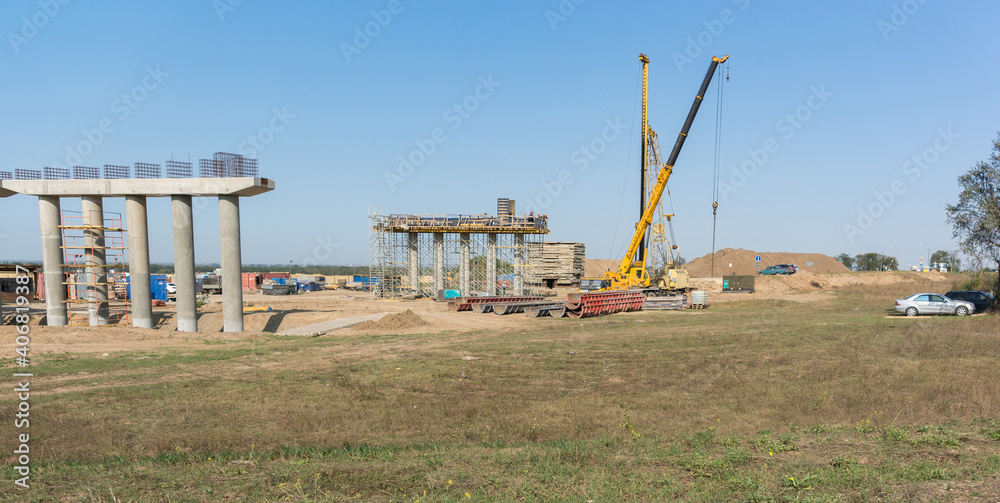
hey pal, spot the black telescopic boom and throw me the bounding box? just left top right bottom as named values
left=663, top=56, right=727, bottom=169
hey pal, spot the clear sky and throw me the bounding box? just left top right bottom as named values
left=2, top=1, right=998, bottom=270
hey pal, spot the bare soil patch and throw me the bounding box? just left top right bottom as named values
left=682, top=247, right=850, bottom=276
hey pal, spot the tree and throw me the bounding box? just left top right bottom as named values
left=881, top=256, right=899, bottom=271
left=836, top=253, right=855, bottom=270
left=855, top=252, right=898, bottom=271
left=929, top=250, right=961, bottom=272
left=946, top=133, right=1000, bottom=307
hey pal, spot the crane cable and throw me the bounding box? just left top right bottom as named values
left=710, top=61, right=728, bottom=277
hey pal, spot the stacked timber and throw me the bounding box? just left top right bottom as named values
left=530, top=242, right=585, bottom=286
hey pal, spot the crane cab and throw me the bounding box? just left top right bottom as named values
left=578, top=278, right=611, bottom=292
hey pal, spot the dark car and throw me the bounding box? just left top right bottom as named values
left=945, top=291, right=994, bottom=312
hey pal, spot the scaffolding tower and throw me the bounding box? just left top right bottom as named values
left=60, top=210, right=130, bottom=326
left=369, top=200, right=548, bottom=299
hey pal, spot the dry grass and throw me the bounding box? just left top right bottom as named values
left=2, top=281, right=999, bottom=501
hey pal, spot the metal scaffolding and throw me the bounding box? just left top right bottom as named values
left=369, top=201, right=548, bottom=299
left=60, top=210, right=131, bottom=326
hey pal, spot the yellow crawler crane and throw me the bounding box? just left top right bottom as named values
left=580, top=54, right=728, bottom=294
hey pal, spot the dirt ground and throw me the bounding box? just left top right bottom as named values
left=0, top=269, right=958, bottom=357
left=0, top=290, right=546, bottom=356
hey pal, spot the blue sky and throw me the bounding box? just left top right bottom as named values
left=1, top=0, right=998, bottom=269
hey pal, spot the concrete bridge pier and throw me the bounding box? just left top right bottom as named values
left=219, top=195, right=244, bottom=332
left=38, top=196, right=67, bottom=326
left=125, top=196, right=153, bottom=329
left=81, top=196, right=109, bottom=326
left=172, top=195, right=198, bottom=332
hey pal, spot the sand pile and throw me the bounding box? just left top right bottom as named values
left=748, top=270, right=954, bottom=294
left=355, top=310, right=427, bottom=331
left=583, top=259, right=620, bottom=277
left=683, top=248, right=850, bottom=277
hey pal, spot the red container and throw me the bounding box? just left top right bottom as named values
left=34, top=271, right=45, bottom=300
left=241, top=272, right=263, bottom=291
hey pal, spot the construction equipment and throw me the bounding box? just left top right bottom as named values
left=580, top=54, right=728, bottom=295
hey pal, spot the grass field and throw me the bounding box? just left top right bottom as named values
left=2, top=280, right=999, bottom=502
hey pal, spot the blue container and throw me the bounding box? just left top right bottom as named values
left=127, top=275, right=167, bottom=300
left=151, top=275, right=169, bottom=301
left=443, top=289, right=461, bottom=299
left=273, top=278, right=286, bottom=285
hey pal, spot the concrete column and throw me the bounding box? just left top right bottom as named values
left=38, top=196, right=67, bottom=326
left=459, top=232, right=470, bottom=295
left=81, top=196, right=108, bottom=326
left=514, top=234, right=525, bottom=295
left=486, top=233, right=497, bottom=295
left=433, top=232, right=444, bottom=297
left=171, top=196, right=198, bottom=332
left=126, top=196, right=153, bottom=329
left=219, top=195, right=244, bottom=332
left=408, top=232, right=419, bottom=294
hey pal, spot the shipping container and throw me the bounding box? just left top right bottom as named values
left=151, top=275, right=169, bottom=301
left=722, top=275, right=754, bottom=293
left=242, top=272, right=263, bottom=291
left=34, top=270, right=45, bottom=300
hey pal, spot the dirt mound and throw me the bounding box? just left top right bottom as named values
left=354, top=310, right=427, bottom=331
left=584, top=259, right=619, bottom=277
left=696, top=270, right=955, bottom=294
left=684, top=248, right=850, bottom=277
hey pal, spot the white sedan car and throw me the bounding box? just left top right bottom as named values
left=894, top=293, right=974, bottom=316
left=166, top=283, right=177, bottom=294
